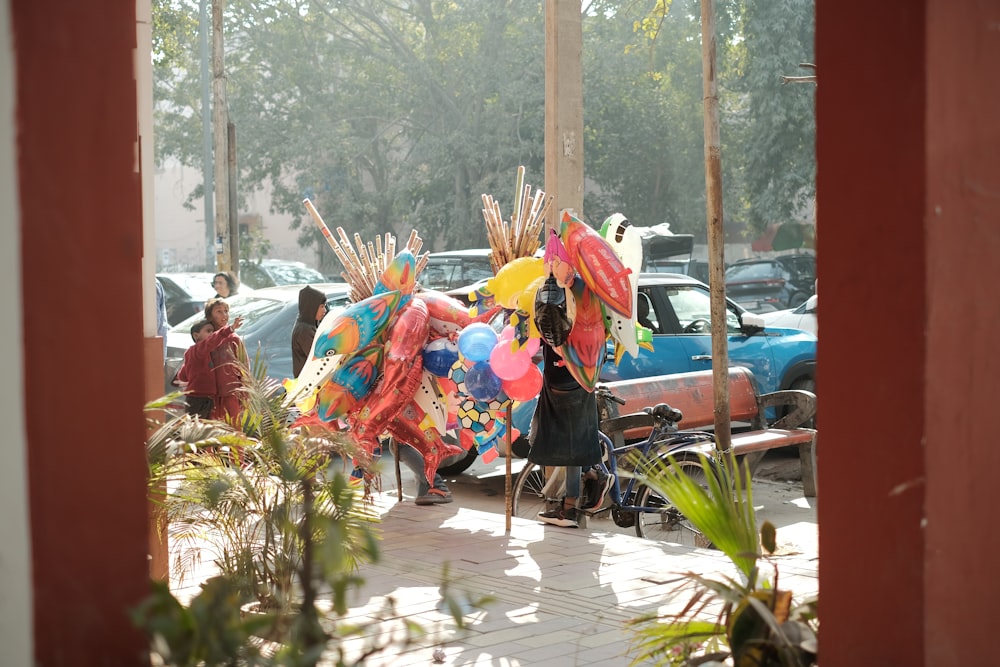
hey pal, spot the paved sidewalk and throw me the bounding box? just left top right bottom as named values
left=169, top=458, right=818, bottom=666
left=326, top=486, right=818, bottom=666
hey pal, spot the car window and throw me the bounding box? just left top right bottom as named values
left=462, top=261, right=494, bottom=285
left=725, top=262, right=783, bottom=281
left=636, top=290, right=661, bottom=333
left=662, top=285, right=740, bottom=333
left=158, top=277, right=186, bottom=303
left=422, top=257, right=464, bottom=290
left=239, top=263, right=272, bottom=289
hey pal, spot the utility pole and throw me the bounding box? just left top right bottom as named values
left=199, top=0, right=214, bottom=270
left=212, top=0, right=231, bottom=272
left=700, top=0, right=731, bottom=452
left=227, top=121, right=240, bottom=278
left=544, top=1, right=584, bottom=233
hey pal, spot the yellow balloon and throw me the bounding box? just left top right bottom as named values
left=487, top=257, right=545, bottom=309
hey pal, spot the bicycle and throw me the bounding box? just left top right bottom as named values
left=511, top=385, right=719, bottom=547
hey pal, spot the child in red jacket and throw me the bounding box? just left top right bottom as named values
left=204, top=298, right=248, bottom=424
left=174, top=315, right=243, bottom=418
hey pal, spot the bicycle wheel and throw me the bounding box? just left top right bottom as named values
left=634, top=457, right=713, bottom=548
left=512, top=462, right=566, bottom=523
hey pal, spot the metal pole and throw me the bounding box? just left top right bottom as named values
left=199, top=0, right=214, bottom=270
left=227, top=121, right=239, bottom=279
left=212, top=0, right=230, bottom=272
left=700, top=0, right=732, bottom=452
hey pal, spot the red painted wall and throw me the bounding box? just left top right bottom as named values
left=816, top=2, right=926, bottom=664
left=13, top=2, right=151, bottom=665
left=924, top=0, right=1000, bottom=662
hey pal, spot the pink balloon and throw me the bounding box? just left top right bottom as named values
left=502, top=364, right=543, bottom=402
left=523, top=336, right=540, bottom=356
left=489, top=340, right=532, bottom=381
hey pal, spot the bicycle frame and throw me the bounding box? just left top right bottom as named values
left=601, top=429, right=716, bottom=514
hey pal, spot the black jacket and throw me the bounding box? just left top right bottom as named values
left=291, top=286, right=326, bottom=377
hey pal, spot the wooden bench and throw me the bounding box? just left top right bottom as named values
left=597, top=366, right=818, bottom=496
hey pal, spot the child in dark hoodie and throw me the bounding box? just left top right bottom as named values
left=292, top=285, right=328, bottom=377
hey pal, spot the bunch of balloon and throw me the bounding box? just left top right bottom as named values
left=290, top=247, right=473, bottom=489
left=488, top=325, right=543, bottom=402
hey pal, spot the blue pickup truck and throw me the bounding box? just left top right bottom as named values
left=439, top=272, right=817, bottom=473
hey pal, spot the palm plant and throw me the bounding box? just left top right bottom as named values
left=625, top=451, right=818, bottom=667
left=146, top=352, right=380, bottom=618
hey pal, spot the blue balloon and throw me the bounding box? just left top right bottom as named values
left=465, top=361, right=503, bottom=402
left=422, top=338, right=460, bottom=377
left=458, top=322, right=498, bottom=363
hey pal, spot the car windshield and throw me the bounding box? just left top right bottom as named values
left=265, top=264, right=326, bottom=286
left=168, top=292, right=287, bottom=336
left=664, top=285, right=741, bottom=333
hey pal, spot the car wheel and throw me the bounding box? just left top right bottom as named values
left=789, top=292, right=809, bottom=308
left=436, top=447, right=479, bottom=475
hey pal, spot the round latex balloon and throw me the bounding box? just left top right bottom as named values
left=422, top=338, right=460, bottom=377
left=457, top=322, right=498, bottom=362
left=465, top=361, right=503, bottom=402
left=489, top=340, right=532, bottom=381
left=502, top=363, right=543, bottom=402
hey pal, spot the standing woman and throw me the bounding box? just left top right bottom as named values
left=211, top=271, right=239, bottom=300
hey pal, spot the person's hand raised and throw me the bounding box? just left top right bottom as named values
left=232, top=315, right=245, bottom=330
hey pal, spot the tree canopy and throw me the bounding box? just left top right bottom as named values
left=152, top=0, right=815, bottom=271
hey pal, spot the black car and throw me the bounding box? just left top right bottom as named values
left=724, top=255, right=815, bottom=313
left=157, top=272, right=217, bottom=326
left=164, top=283, right=352, bottom=392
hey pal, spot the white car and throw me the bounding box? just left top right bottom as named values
left=760, top=294, right=818, bottom=336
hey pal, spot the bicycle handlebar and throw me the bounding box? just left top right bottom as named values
left=594, top=385, right=627, bottom=405
left=595, top=385, right=682, bottom=423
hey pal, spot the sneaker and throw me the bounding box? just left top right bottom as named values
left=581, top=468, right=614, bottom=511
left=537, top=506, right=579, bottom=528
left=415, top=488, right=454, bottom=505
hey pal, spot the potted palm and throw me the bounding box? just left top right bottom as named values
left=145, top=354, right=380, bottom=635
left=625, top=451, right=818, bottom=666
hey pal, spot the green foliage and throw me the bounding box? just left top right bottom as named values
left=152, top=0, right=815, bottom=264
left=727, top=0, right=816, bottom=234
left=626, top=452, right=818, bottom=666
left=140, top=354, right=492, bottom=664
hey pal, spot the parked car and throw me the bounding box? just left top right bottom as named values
left=239, top=259, right=327, bottom=290
left=164, top=283, right=352, bottom=392
left=156, top=272, right=217, bottom=326
left=444, top=272, right=819, bottom=473
left=724, top=255, right=815, bottom=313
left=761, top=293, right=818, bottom=336
left=644, top=258, right=712, bottom=284
left=420, top=250, right=495, bottom=292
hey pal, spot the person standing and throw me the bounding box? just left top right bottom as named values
left=291, top=285, right=327, bottom=377
left=204, top=297, right=248, bottom=424
left=155, top=277, right=169, bottom=357
left=526, top=342, right=603, bottom=528
left=528, top=264, right=612, bottom=527
left=395, top=443, right=453, bottom=505
left=211, top=271, right=238, bottom=300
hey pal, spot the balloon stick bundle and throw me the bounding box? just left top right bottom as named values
left=482, top=165, right=552, bottom=273
left=303, top=198, right=429, bottom=302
